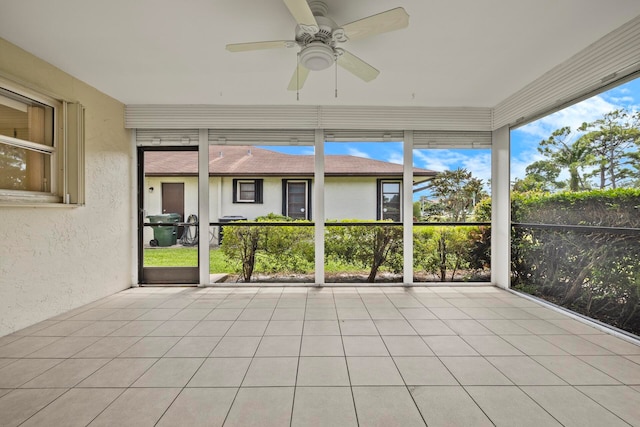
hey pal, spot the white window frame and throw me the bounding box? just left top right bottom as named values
left=0, top=76, right=84, bottom=206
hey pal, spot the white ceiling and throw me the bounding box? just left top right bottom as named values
left=1, top=0, right=640, bottom=108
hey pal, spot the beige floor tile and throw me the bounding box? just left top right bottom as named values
left=492, top=307, right=538, bottom=319
left=343, top=336, right=389, bottom=356
left=291, top=387, right=357, bottom=427
left=444, top=319, right=493, bottom=335
left=541, top=335, right=613, bottom=355
left=368, top=308, right=405, bottom=319
left=210, top=336, right=261, bottom=357
left=21, top=388, right=123, bottom=427
left=118, top=336, right=181, bottom=358
left=164, top=336, right=221, bottom=357
left=186, top=320, right=233, bottom=336
left=103, top=309, right=150, bottom=321
left=398, top=308, right=437, bottom=320
left=523, top=385, right=628, bottom=427
left=486, top=356, right=566, bottom=385
left=188, top=357, right=251, bottom=387
left=382, top=336, right=434, bottom=356
left=352, top=386, right=426, bottom=427
left=297, top=357, right=349, bottom=386
left=581, top=334, right=640, bottom=355
left=302, top=320, right=340, bottom=335
left=533, top=355, right=620, bottom=385
left=78, top=358, right=157, bottom=387
left=429, top=307, right=472, bottom=319
left=347, top=357, right=404, bottom=385
left=477, top=319, right=532, bottom=335
left=466, top=386, right=561, bottom=427
left=225, top=387, right=294, bottom=427
left=408, top=320, right=456, bottom=335
left=72, top=336, right=140, bottom=358
left=304, top=308, right=337, bottom=320
left=255, top=336, right=301, bottom=357
left=147, top=320, right=198, bottom=336
left=513, top=319, right=573, bottom=335
left=548, top=319, right=602, bottom=334
left=135, top=309, right=182, bottom=321
left=88, top=388, right=180, bottom=427
left=339, top=319, right=379, bottom=335
left=411, top=386, right=493, bottom=426
left=0, top=335, right=23, bottom=347
left=578, top=355, right=640, bottom=384
left=237, top=308, right=274, bottom=321
left=577, top=385, right=640, bottom=426
left=440, top=356, right=512, bottom=385
left=157, top=388, right=236, bottom=427
left=204, top=308, right=243, bottom=321
left=31, top=321, right=96, bottom=337
left=264, top=320, right=303, bottom=336
left=25, top=336, right=100, bottom=358
left=242, top=357, right=298, bottom=386
left=108, top=320, right=163, bottom=336
left=70, top=321, right=129, bottom=336
left=459, top=307, right=504, bottom=319
left=374, top=319, right=417, bottom=335
left=271, top=308, right=305, bottom=320
left=170, top=308, right=212, bottom=321
left=501, top=335, right=569, bottom=355
left=21, top=358, right=109, bottom=388
left=132, top=358, right=203, bottom=387
left=394, top=357, right=457, bottom=385
left=0, top=388, right=67, bottom=427
left=11, top=321, right=60, bottom=336
left=0, top=359, right=16, bottom=369
left=462, top=335, right=524, bottom=356
left=300, top=335, right=344, bottom=356
left=0, top=337, right=61, bottom=358
left=422, top=336, right=479, bottom=356
left=226, top=320, right=269, bottom=337
left=337, top=308, right=371, bottom=320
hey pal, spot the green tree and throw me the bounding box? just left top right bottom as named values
left=425, top=168, right=487, bottom=221
left=514, top=160, right=564, bottom=193
left=537, top=126, right=591, bottom=192
left=578, top=109, right=640, bottom=189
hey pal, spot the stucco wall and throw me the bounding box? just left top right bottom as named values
left=0, top=38, right=132, bottom=336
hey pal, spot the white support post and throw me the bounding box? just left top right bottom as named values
left=198, top=129, right=210, bottom=286
left=403, top=131, right=414, bottom=285
left=131, top=130, right=139, bottom=287
left=314, top=130, right=325, bottom=285
left=491, top=126, right=511, bottom=289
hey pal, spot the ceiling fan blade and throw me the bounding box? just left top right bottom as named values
left=283, top=0, right=319, bottom=33
left=337, top=50, right=379, bottom=82
left=342, top=7, right=409, bottom=41
left=287, top=64, right=311, bottom=91
left=226, top=40, right=297, bottom=52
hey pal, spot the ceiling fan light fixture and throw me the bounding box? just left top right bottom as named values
left=300, top=42, right=334, bottom=71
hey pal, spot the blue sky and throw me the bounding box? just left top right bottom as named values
left=265, top=76, right=640, bottom=194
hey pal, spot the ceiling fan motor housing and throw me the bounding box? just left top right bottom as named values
left=296, top=13, right=342, bottom=71
left=299, top=42, right=335, bottom=70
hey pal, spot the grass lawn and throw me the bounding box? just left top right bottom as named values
left=143, top=247, right=231, bottom=273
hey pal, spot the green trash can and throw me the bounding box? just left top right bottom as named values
left=147, top=213, right=181, bottom=246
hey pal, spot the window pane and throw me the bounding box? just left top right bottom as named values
left=383, top=182, right=400, bottom=193
left=0, top=89, right=53, bottom=146
left=0, top=142, right=50, bottom=191
left=239, top=182, right=255, bottom=201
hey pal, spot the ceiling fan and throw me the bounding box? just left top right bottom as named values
left=226, top=0, right=409, bottom=91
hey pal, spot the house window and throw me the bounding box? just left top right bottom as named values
left=233, top=179, right=263, bottom=203
left=0, top=78, right=84, bottom=205
left=378, top=180, right=402, bottom=221
left=283, top=179, right=311, bottom=219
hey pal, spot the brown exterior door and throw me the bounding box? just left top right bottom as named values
left=162, top=183, right=184, bottom=220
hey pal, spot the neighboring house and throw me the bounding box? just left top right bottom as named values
left=143, top=145, right=436, bottom=242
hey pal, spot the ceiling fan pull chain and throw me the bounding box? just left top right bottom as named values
left=335, top=59, right=338, bottom=98
left=297, top=52, right=300, bottom=101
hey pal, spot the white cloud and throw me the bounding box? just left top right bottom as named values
left=516, top=95, right=616, bottom=140
left=387, top=151, right=404, bottom=165
left=346, top=147, right=371, bottom=159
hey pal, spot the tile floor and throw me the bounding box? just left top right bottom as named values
left=1, top=285, right=640, bottom=426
